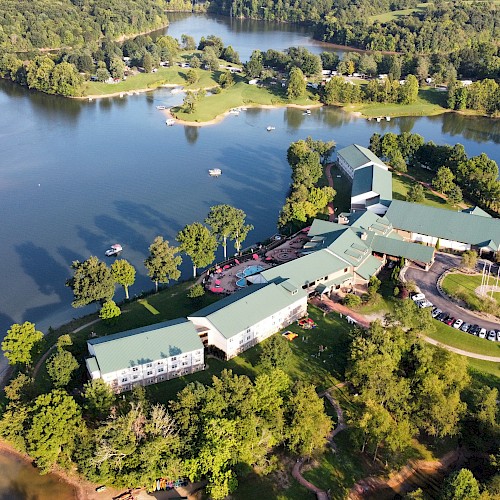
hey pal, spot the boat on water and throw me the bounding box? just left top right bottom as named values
left=376, top=117, right=382, bottom=122
left=303, top=109, right=311, bottom=115
left=208, top=168, right=222, bottom=177
left=105, top=244, right=122, bottom=257
left=385, top=116, right=391, bottom=121
left=229, top=108, right=240, bottom=115
left=156, top=105, right=166, bottom=110
left=266, top=126, right=275, bottom=131
left=165, top=118, right=175, bottom=126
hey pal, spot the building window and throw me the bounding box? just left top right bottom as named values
left=121, top=378, right=128, bottom=383
left=182, top=361, right=188, bottom=366
left=344, top=268, right=348, bottom=272
left=171, top=356, right=177, bottom=361
left=157, top=360, right=163, bottom=365
left=246, top=335, right=251, bottom=341
left=133, top=375, right=139, bottom=380
left=132, top=367, right=138, bottom=372
left=158, top=368, right=164, bottom=373
left=172, top=364, right=177, bottom=369
left=147, top=371, right=153, bottom=376
left=146, top=363, right=152, bottom=368
left=239, top=339, right=243, bottom=344
left=159, top=376, right=165, bottom=381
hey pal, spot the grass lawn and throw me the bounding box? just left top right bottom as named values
left=369, top=3, right=428, bottom=22
left=442, top=273, right=500, bottom=307
left=344, top=88, right=448, bottom=118
left=172, top=78, right=319, bottom=122
left=392, top=174, right=459, bottom=211
left=427, top=321, right=500, bottom=357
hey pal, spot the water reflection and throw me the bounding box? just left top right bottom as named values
left=184, top=125, right=199, bottom=144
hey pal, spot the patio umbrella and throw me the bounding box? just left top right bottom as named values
left=252, top=253, right=259, bottom=260
left=223, top=264, right=231, bottom=269
left=215, top=279, right=221, bottom=285
left=210, top=286, right=224, bottom=293
left=234, top=259, right=240, bottom=265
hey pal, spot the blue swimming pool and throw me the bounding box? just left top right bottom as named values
left=236, top=265, right=264, bottom=287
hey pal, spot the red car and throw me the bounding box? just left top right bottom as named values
left=445, top=317, right=455, bottom=326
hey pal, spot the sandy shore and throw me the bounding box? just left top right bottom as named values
left=77, top=83, right=181, bottom=101
left=164, top=101, right=324, bottom=127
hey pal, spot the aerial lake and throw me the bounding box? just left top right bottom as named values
left=0, top=12, right=499, bottom=497
left=0, top=12, right=499, bottom=368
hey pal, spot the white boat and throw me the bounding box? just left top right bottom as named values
left=229, top=108, right=240, bottom=115
left=376, top=117, right=382, bottom=122
left=156, top=105, right=166, bottom=110
left=385, top=116, right=391, bottom=121
left=209, top=168, right=222, bottom=177
left=266, top=126, right=275, bottom=131
left=240, top=107, right=248, bottom=111
left=303, top=109, right=311, bottom=115
left=105, top=244, right=122, bottom=257
left=166, top=118, right=175, bottom=126
left=170, top=87, right=184, bottom=94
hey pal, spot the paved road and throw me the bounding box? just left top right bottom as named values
left=406, top=252, right=499, bottom=331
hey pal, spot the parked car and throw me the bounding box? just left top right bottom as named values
left=418, top=299, right=433, bottom=308
left=470, top=324, right=480, bottom=335
left=460, top=322, right=469, bottom=332
left=411, top=293, right=425, bottom=302
left=445, top=317, right=455, bottom=326
left=496, top=330, right=500, bottom=342
left=453, top=318, right=463, bottom=329
left=432, top=308, right=442, bottom=318
left=478, top=328, right=487, bottom=339
left=487, top=330, right=497, bottom=341
left=437, top=312, right=448, bottom=322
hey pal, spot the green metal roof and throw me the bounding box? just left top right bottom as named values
left=347, top=211, right=393, bottom=236
left=385, top=200, right=500, bottom=251
left=355, top=255, right=384, bottom=280
left=371, top=235, right=435, bottom=264
left=189, top=281, right=307, bottom=339
left=461, top=206, right=492, bottom=218
left=260, top=250, right=348, bottom=286
left=88, top=319, right=203, bottom=374
left=86, top=356, right=99, bottom=373
left=337, top=144, right=386, bottom=170
left=351, top=165, right=393, bottom=202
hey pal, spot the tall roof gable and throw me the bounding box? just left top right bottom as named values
left=338, top=144, right=386, bottom=170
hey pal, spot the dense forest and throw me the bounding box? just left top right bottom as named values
left=0, top=0, right=169, bottom=52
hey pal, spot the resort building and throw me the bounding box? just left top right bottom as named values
left=85, top=319, right=204, bottom=393
left=337, top=144, right=388, bottom=179
left=351, top=164, right=393, bottom=215
left=385, top=200, right=500, bottom=254
left=188, top=281, right=307, bottom=359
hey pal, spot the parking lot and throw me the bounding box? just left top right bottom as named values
left=406, top=252, right=500, bottom=333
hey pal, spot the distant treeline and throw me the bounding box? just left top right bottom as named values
left=0, top=0, right=169, bottom=52
left=179, top=0, right=500, bottom=81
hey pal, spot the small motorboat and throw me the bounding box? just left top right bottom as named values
left=105, top=244, right=122, bottom=257
left=303, top=109, right=311, bottom=115
left=266, top=126, right=275, bottom=131
left=156, top=105, right=166, bottom=110
left=209, top=168, right=222, bottom=177
left=385, top=116, right=391, bottom=121
left=165, top=118, right=175, bottom=126
left=229, top=108, right=240, bottom=115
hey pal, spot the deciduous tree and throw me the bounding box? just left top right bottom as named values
left=99, top=300, right=121, bottom=321
left=66, top=256, right=115, bottom=308
left=177, top=223, right=217, bottom=277
left=287, top=67, right=306, bottom=99
left=46, top=349, right=79, bottom=388
left=111, top=259, right=136, bottom=299
left=144, top=236, right=182, bottom=293
left=2, top=321, right=43, bottom=367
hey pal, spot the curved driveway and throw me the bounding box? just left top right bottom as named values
left=406, top=252, right=499, bottom=331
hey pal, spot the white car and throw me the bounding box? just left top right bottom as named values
left=460, top=322, right=470, bottom=332
left=478, top=328, right=487, bottom=339
left=453, top=319, right=463, bottom=329
left=432, top=308, right=442, bottom=318
left=418, top=300, right=433, bottom=308
left=411, top=293, right=425, bottom=302
left=487, top=330, right=497, bottom=341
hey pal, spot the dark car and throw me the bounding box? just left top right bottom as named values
left=469, top=324, right=480, bottom=335
left=437, top=312, right=448, bottom=322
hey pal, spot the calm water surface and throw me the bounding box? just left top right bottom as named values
left=0, top=12, right=499, bottom=497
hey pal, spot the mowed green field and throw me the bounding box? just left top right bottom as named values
left=442, top=273, right=500, bottom=307
left=172, top=80, right=318, bottom=122
left=392, top=174, right=460, bottom=211
left=345, top=88, right=448, bottom=118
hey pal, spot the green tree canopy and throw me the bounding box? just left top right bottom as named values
left=27, top=389, right=83, bottom=473
left=441, top=469, right=480, bottom=500
left=460, top=250, right=478, bottom=270
left=46, top=349, right=79, bottom=388
left=258, top=334, right=293, bottom=371
left=82, top=379, right=115, bottom=421
left=406, top=183, right=425, bottom=203
left=144, top=236, right=182, bottom=292
left=177, top=223, right=218, bottom=277
left=99, top=299, right=121, bottom=321
left=111, top=259, right=136, bottom=299
left=432, top=166, right=455, bottom=194
left=1, top=321, right=43, bottom=367
left=66, top=256, right=115, bottom=308
left=287, top=66, right=306, bottom=100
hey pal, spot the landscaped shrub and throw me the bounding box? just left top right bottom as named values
left=343, top=293, right=362, bottom=307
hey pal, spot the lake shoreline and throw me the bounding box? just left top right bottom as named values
left=0, top=440, right=114, bottom=500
